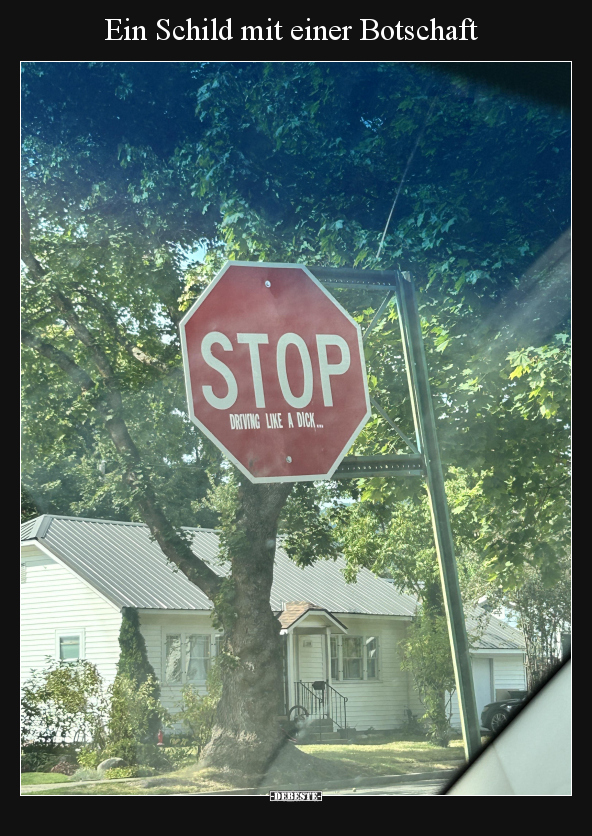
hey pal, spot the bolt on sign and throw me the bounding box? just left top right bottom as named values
left=180, top=262, right=371, bottom=482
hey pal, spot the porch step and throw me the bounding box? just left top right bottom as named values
left=298, top=731, right=347, bottom=743
left=307, top=719, right=334, bottom=730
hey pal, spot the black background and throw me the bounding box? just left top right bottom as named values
left=22, top=11, right=572, bottom=72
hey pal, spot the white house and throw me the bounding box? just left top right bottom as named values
left=21, top=515, right=527, bottom=733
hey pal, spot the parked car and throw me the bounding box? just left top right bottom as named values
left=481, top=691, right=528, bottom=732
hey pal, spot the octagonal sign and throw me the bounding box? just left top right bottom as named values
left=180, top=262, right=371, bottom=482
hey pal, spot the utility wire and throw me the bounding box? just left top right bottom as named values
left=376, top=96, right=438, bottom=259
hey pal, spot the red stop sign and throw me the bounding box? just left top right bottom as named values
left=180, top=262, right=370, bottom=482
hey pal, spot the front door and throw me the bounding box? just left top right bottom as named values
left=297, top=634, right=326, bottom=683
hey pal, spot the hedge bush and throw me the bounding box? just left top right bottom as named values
left=102, top=739, right=170, bottom=768
left=21, top=743, right=79, bottom=773
left=109, top=608, right=163, bottom=743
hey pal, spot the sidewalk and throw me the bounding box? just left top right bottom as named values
left=185, top=767, right=462, bottom=796
left=22, top=764, right=464, bottom=795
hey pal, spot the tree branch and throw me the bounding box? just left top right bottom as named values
left=22, top=329, right=96, bottom=392
left=21, top=328, right=223, bottom=600
left=21, top=196, right=47, bottom=281
left=22, top=194, right=172, bottom=376
left=72, top=284, right=172, bottom=375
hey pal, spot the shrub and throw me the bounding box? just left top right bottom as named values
left=102, top=737, right=136, bottom=765
left=107, top=674, right=169, bottom=746
left=49, top=759, right=77, bottom=776
left=400, top=708, right=426, bottom=736
left=399, top=614, right=456, bottom=747
left=163, top=732, right=194, bottom=747
left=21, top=746, right=57, bottom=773
left=160, top=746, right=198, bottom=769
left=104, top=766, right=141, bottom=779
left=76, top=745, right=102, bottom=770
left=102, top=739, right=170, bottom=769
left=174, top=660, right=222, bottom=754
left=21, top=742, right=82, bottom=773
left=116, top=608, right=157, bottom=685
left=21, top=658, right=108, bottom=747
left=110, top=608, right=162, bottom=742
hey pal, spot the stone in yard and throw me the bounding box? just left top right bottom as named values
left=97, top=757, right=127, bottom=772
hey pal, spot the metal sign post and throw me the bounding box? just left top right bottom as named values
left=395, top=271, right=481, bottom=761
left=312, top=265, right=481, bottom=761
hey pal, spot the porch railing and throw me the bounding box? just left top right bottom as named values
left=294, top=680, right=348, bottom=738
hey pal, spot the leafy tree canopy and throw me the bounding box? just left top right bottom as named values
left=22, top=63, right=570, bottom=576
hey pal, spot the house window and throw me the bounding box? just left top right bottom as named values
left=164, top=633, right=221, bottom=684
left=366, top=637, right=378, bottom=679
left=330, top=635, right=379, bottom=681
left=331, top=637, right=339, bottom=680
left=343, top=637, right=363, bottom=680
left=165, top=635, right=182, bottom=682
left=186, top=635, right=210, bottom=681
left=215, top=635, right=223, bottom=658
left=56, top=630, right=84, bottom=661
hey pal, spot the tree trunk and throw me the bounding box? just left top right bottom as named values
left=199, top=480, right=294, bottom=780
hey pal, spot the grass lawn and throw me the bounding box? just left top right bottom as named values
left=24, top=735, right=471, bottom=796
left=24, top=766, right=237, bottom=796
left=299, top=735, right=468, bottom=777
left=21, top=773, right=73, bottom=785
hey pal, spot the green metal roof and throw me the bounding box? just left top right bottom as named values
left=21, top=514, right=525, bottom=649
